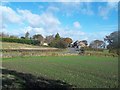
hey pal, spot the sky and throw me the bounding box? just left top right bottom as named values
left=0, top=0, right=118, bottom=43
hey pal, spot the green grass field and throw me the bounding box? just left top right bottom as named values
left=2, top=56, right=118, bottom=88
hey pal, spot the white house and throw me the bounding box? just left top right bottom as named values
left=43, top=43, right=48, bottom=46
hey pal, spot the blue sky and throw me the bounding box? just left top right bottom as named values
left=0, top=1, right=118, bottom=43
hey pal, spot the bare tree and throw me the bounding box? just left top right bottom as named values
left=25, top=32, right=29, bottom=39
left=45, top=35, right=54, bottom=44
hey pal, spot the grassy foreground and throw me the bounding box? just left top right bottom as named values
left=2, top=56, right=118, bottom=88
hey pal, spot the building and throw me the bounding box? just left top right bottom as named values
left=42, top=43, right=48, bottom=46
left=72, top=40, right=88, bottom=48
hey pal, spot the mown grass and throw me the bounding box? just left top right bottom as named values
left=2, top=56, right=118, bottom=88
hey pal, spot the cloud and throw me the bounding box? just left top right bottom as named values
left=79, top=3, right=94, bottom=15
left=0, top=6, right=22, bottom=24
left=40, top=13, right=61, bottom=27
left=98, top=7, right=108, bottom=19
left=17, top=9, right=61, bottom=28
left=1, top=3, right=116, bottom=43
left=46, top=6, right=60, bottom=13
left=59, top=2, right=94, bottom=16
left=17, top=9, right=41, bottom=27
left=1, top=5, right=84, bottom=40
left=1, top=5, right=61, bottom=28
left=73, top=21, right=81, bottom=29
left=73, top=31, right=111, bottom=44
left=1, top=27, right=22, bottom=36
left=0, top=10, right=2, bottom=29
left=98, top=2, right=118, bottom=19
left=19, top=25, right=85, bottom=41
left=1, top=5, right=61, bottom=37
left=60, top=29, right=85, bottom=40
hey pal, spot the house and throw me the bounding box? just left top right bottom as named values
left=79, top=41, right=87, bottom=47
left=42, top=43, right=48, bottom=46
left=72, top=40, right=88, bottom=48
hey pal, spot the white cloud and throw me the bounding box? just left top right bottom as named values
left=22, top=26, right=33, bottom=33
left=79, top=3, right=94, bottom=15
left=73, top=31, right=110, bottom=44
left=98, top=6, right=109, bottom=19
left=1, top=27, right=22, bottom=36
left=73, top=21, right=81, bottom=28
left=46, top=6, right=60, bottom=13
left=59, top=2, right=94, bottom=16
left=17, top=9, right=61, bottom=28
left=98, top=2, right=118, bottom=19
left=17, top=9, right=41, bottom=27
left=0, top=10, right=2, bottom=29
left=1, top=5, right=60, bottom=29
left=40, top=13, right=61, bottom=27
left=1, top=4, right=116, bottom=43
left=58, top=2, right=81, bottom=17
left=0, top=6, right=22, bottom=24
left=60, top=29, right=85, bottom=40
left=14, top=25, right=85, bottom=41
left=1, top=5, right=61, bottom=37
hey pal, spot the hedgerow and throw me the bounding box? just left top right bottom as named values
left=0, top=38, right=40, bottom=45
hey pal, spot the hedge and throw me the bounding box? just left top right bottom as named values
left=109, top=48, right=120, bottom=55
left=0, top=38, right=40, bottom=45
left=84, top=47, right=104, bottom=52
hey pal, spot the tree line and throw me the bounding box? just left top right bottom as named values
left=0, top=31, right=119, bottom=54
left=0, top=32, right=73, bottom=48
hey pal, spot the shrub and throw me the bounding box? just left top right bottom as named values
left=109, top=48, right=120, bottom=55
left=84, top=47, right=104, bottom=52
left=1, top=37, right=40, bottom=46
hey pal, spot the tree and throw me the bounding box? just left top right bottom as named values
left=55, top=33, right=60, bottom=40
left=25, top=32, right=29, bottom=39
left=49, top=39, right=68, bottom=48
left=64, top=37, right=73, bottom=47
left=33, top=34, right=44, bottom=45
left=104, top=31, right=120, bottom=49
left=45, top=35, right=54, bottom=44
left=21, top=37, right=25, bottom=39
left=56, top=39, right=68, bottom=48
left=89, top=40, right=105, bottom=49
left=104, top=31, right=120, bottom=55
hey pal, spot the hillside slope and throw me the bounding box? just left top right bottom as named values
left=0, top=42, right=57, bottom=50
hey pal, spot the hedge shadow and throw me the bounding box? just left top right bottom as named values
left=1, top=69, right=74, bottom=90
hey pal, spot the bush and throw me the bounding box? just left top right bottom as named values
left=84, top=47, right=104, bottom=52
left=1, top=37, right=40, bottom=46
left=109, top=48, right=120, bottom=55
